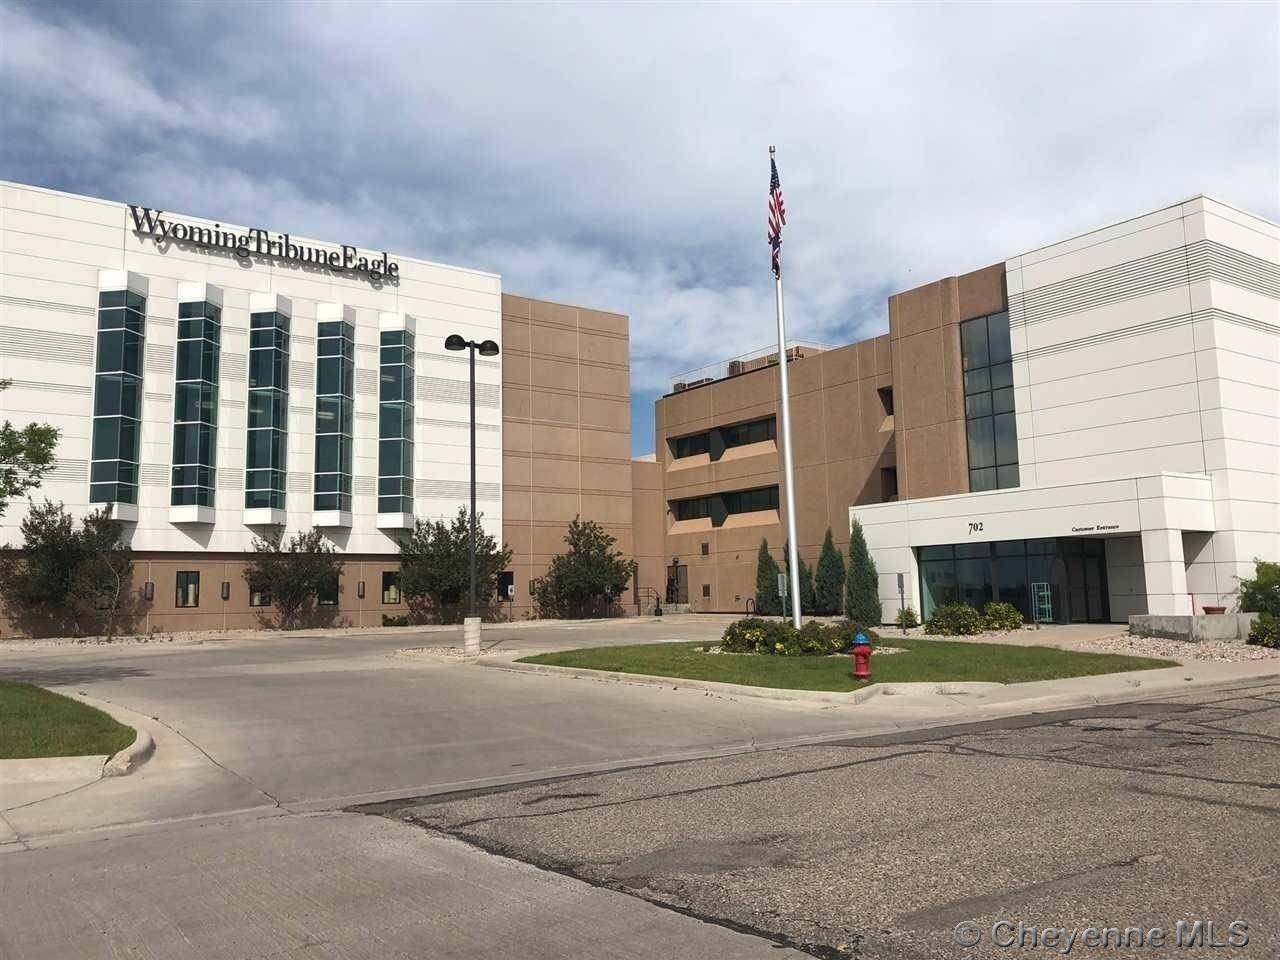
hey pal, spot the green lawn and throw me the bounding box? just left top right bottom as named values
left=0, top=680, right=136, bottom=760
left=519, top=638, right=1176, bottom=692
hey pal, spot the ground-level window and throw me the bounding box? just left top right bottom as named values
left=249, top=588, right=271, bottom=607
left=176, top=571, right=200, bottom=608
left=382, top=571, right=401, bottom=604
left=318, top=574, right=339, bottom=606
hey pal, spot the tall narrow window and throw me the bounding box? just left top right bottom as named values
left=90, top=288, right=146, bottom=505
left=175, top=571, right=200, bottom=608
left=314, top=319, right=355, bottom=512
left=961, top=310, right=1018, bottom=491
left=172, top=300, right=221, bottom=506
left=246, top=309, right=290, bottom=509
left=378, top=329, right=415, bottom=514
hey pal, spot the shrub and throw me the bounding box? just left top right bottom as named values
left=381, top=614, right=412, bottom=627
left=1248, top=612, right=1280, bottom=648
left=719, top=618, right=878, bottom=657
left=1237, top=560, right=1280, bottom=617
left=924, top=603, right=986, bottom=636
left=895, top=606, right=919, bottom=629
left=533, top=517, right=634, bottom=619
left=983, top=601, right=1024, bottom=631
left=845, top=518, right=882, bottom=624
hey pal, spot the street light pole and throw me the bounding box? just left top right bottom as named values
left=469, top=342, right=476, bottom=618
left=445, top=333, right=500, bottom=655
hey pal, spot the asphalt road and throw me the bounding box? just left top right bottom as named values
left=1, top=617, right=864, bottom=828
left=2, top=625, right=1275, bottom=959
left=393, top=678, right=1280, bottom=959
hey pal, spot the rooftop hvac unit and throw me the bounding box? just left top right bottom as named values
left=727, top=360, right=745, bottom=376
left=673, top=382, right=687, bottom=392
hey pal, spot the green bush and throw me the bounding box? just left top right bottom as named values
left=924, top=603, right=986, bottom=636
left=1247, top=612, right=1280, bottom=648
left=381, top=614, right=412, bottom=627
left=1237, top=560, right=1280, bottom=617
left=983, top=601, right=1024, bottom=631
left=895, top=606, right=919, bottom=629
left=719, top=618, right=878, bottom=657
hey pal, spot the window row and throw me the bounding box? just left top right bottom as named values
left=170, top=571, right=402, bottom=608
left=669, top=416, right=777, bottom=462
left=670, top=485, right=780, bottom=524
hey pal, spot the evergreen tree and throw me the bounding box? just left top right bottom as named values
left=755, top=538, right=782, bottom=615
left=782, top=542, right=815, bottom=616
left=845, top=517, right=882, bottom=625
left=814, top=528, right=846, bottom=615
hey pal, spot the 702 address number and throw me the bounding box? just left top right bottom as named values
left=967, top=521, right=984, bottom=535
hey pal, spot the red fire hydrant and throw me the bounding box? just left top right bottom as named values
left=851, top=633, right=873, bottom=681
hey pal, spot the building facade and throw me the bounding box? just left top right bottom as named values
left=1, top=183, right=1275, bottom=634
left=649, top=197, right=1277, bottom=624
left=0, top=181, right=634, bottom=633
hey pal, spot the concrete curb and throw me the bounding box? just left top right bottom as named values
left=478, top=656, right=1280, bottom=714
left=102, top=728, right=155, bottom=777
left=476, top=658, right=1003, bottom=705
left=74, top=693, right=157, bottom=778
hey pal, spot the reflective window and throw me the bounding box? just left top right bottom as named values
left=314, top=319, right=355, bottom=513
left=246, top=310, right=290, bottom=510
left=960, top=310, right=1018, bottom=491
left=669, top=486, right=779, bottom=526
left=382, top=571, right=401, bottom=604
left=90, top=288, right=146, bottom=505
left=318, top=573, right=339, bottom=606
left=172, top=300, right=221, bottom=507
left=377, top=329, right=415, bottom=513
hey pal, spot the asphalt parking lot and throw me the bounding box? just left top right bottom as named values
left=391, top=678, right=1280, bottom=959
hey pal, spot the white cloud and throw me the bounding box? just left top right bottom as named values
left=2, top=0, right=1277, bottom=448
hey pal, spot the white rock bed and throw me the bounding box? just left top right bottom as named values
left=1087, top=633, right=1280, bottom=663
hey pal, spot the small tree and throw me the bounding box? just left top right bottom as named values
left=399, top=507, right=512, bottom=623
left=846, top=517, right=882, bottom=625
left=814, top=528, right=846, bottom=615
left=533, top=517, right=636, bottom=619
left=72, top=506, right=135, bottom=641
left=755, top=538, right=782, bottom=615
left=243, top=526, right=344, bottom=629
left=0, top=499, right=134, bottom=637
left=0, top=379, right=60, bottom=519
left=1237, top=559, right=1280, bottom=616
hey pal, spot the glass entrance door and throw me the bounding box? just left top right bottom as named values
left=665, top=563, right=688, bottom=604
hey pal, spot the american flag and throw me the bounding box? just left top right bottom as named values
left=768, top=154, right=786, bottom=278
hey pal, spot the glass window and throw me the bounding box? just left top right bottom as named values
left=987, top=312, right=1012, bottom=364
left=966, top=416, right=995, bottom=469
left=176, top=571, right=200, bottom=608
left=382, top=572, right=401, bottom=604
left=963, top=368, right=990, bottom=394
left=249, top=588, right=272, bottom=608
left=965, top=393, right=992, bottom=419
left=960, top=316, right=989, bottom=370
left=969, top=467, right=997, bottom=492
left=318, top=574, right=339, bottom=606
left=989, top=362, right=1013, bottom=390
left=994, top=412, right=1018, bottom=465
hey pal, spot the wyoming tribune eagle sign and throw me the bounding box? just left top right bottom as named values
left=128, top=205, right=401, bottom=284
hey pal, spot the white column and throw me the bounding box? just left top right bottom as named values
left=1141, top=528, right=1191, bottom=615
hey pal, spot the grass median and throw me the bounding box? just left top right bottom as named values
left=518, top=638, right=1176, bottom=692
left=0, top=680, right=136, bottom=760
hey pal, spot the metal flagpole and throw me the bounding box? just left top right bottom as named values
left=770, top=146, right=802, bottom=628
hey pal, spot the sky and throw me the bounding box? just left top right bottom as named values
left=2, top=1, right=1277, bottom=455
